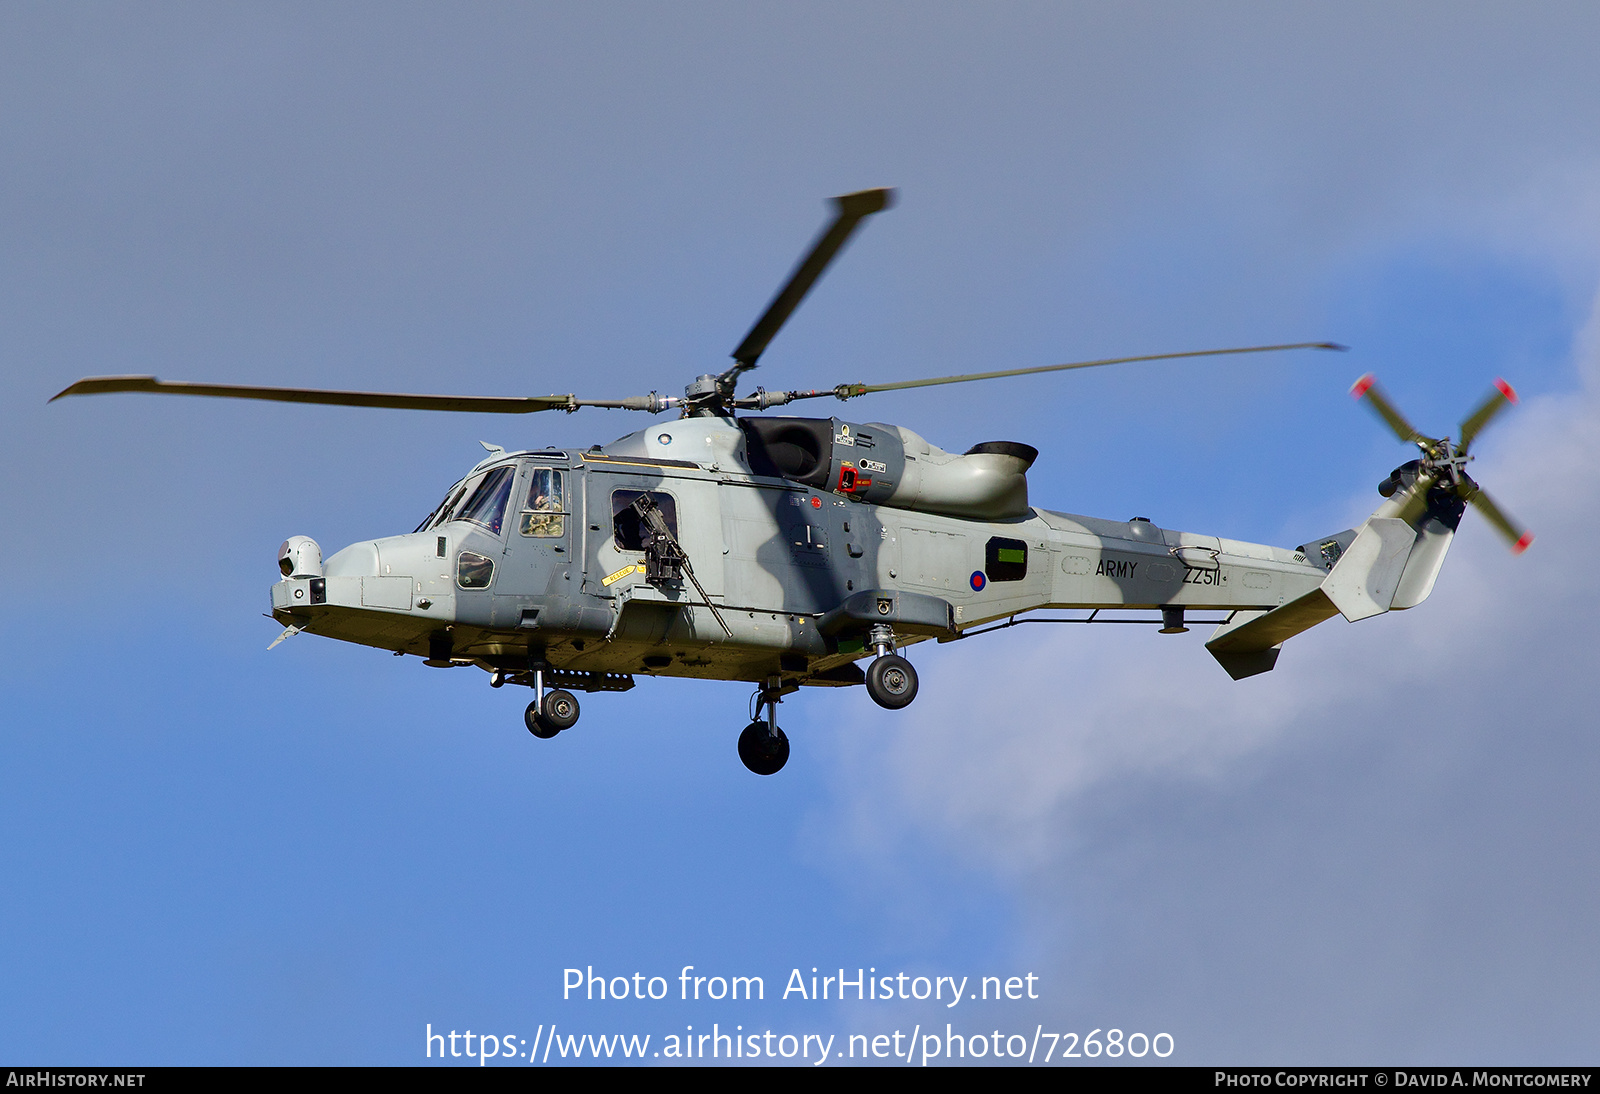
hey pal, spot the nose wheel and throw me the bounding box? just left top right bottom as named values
left=525, top=699, right=560, bottom=738
left=522, top=662, right=580, bottom=738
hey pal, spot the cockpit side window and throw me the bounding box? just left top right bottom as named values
left=417, top=481, right=467, bottom=533
left=520, top=468, right=566, bottom=537
left=451, top=465, right=516, bottom=534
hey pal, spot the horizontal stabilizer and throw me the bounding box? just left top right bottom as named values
left=1211, top=647, right=1282, bottom=681
left=1206, top=588, right=1341, bottom=679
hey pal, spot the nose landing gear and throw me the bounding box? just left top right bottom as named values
left=739, top=680, right=791, bottom=775
left=525, top=699, right=560, bottom=739
left=523, top=662, right=581, bottom=738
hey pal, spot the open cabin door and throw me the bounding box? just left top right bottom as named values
left=581, top=463, right=725, bottom=605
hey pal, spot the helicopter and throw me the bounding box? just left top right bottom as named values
left=51, top=188, right=1532, bottom=775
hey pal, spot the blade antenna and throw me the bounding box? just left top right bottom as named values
left=718, top=188, right=895, bottom=397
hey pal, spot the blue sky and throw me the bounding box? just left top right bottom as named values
left=4, top=3, right=1600, bottom=1065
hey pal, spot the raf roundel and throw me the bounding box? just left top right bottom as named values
left=969, top=571, right=987, bottom=592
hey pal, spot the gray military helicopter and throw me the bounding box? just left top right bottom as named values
left=53, top=188, right=1531, bottom=774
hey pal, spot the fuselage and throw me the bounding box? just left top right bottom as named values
left=269, top=415, right=1332, bottom=689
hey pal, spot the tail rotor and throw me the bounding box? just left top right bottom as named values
left=1351, top=374, right=1533, bottom=554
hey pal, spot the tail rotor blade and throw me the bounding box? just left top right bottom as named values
left=1351, top=374, right=1435, bottom=447
left=1460, top=481, right=1534, bottom=553
left=1458, top=378, right=1519, bottom=453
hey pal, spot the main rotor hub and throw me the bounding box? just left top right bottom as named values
left=684, top=374, right=721, bottom=401
left=682, top=372, right=737, bottom=417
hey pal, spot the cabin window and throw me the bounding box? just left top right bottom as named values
left=456, top=550, right=495, bottom=589
left=520, top=468, right=566, bottom=537
left=451, top=465, right=516, bottom=534
left=985, top=536, right=1028, bottom=581
left=611, top=490, right=679, bottom=551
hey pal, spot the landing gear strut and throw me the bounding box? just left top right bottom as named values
left=739, top=680, right=790, bottom=775
left=523, top=662, right=580, bottom=738
left=864, top=624, right=918, bottom=710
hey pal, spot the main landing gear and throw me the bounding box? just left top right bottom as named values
left=739, top=681, right=790, bottom=776
left=519, top=663, right=580, bottom=739
left=863, top=624, right=918, bottom=710
left=735, top=627, right=921, bottom=775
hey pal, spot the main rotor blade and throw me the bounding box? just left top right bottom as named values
left=1458, top=378, right=1519, bottom=453
left=733, top=342, right=1342, bottom=408
left=726, top=187, right=895, bottom=376
left=48, top=375, right=631, bottom=414
left=835, top=341, right=1343, bottom=398
left=1460, top=481, right=1534, bottom=553
left=1350, top=374, right=1436, bottom=447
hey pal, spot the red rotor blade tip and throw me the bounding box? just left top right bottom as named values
left=1513, top=530, right=1534, bottom=555
left=1351, top=374, right=1375, bottom=398
left=1495, top=378, right=1519, bottom=404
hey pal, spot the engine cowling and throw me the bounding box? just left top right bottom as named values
left=882, top=429, right=1036, bottom=519
left=737, top=417, right=1036, bottom=519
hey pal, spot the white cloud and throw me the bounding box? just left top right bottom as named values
left=819, top=283, right=1600, bottom=1060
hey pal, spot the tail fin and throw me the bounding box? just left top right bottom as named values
left=1211, top=374, right=1528, bottom=679
left=1205, top=496, right=1457, bottom=679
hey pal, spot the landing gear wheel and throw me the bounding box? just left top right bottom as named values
left=738, top=720, right=790, bottom=776
left=541, top=689, right=581, bottom=730
left=866, top=654, right=918, bottom=710
left=524, top=700, right=560, bottom=739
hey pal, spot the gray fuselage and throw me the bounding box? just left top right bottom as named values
left=269, top=415, right=1333, bottom=689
